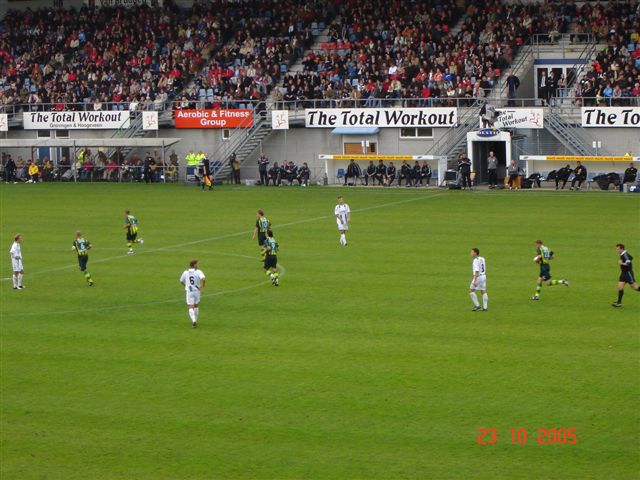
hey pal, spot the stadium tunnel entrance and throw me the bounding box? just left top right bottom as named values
left=467, top=130, right=512, bottom=184
left=472, top=141, right=507, bottom=183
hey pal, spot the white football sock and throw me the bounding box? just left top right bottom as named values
left=470, top=292, right=480, bottom=307
left=188, top=308, right=196, bottom=323
left=17, top=274, right=23, bottom=287
left=482, top=293, right=488, bottom=309
left=340, top=233, right=346, bottom=245
left=12, top=275, right=18, bottom=287
left=194, top=307, right=199, bottom=321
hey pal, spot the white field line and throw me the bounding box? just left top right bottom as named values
left=3, top=261, right=286, bottom=318
left=1, top=192, right=445, bottom=282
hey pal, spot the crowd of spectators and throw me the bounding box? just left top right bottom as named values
left=0, top=0, right=336, bottom=112
left=572, top=1, right=640, bottom=105
left=0, top=1, right=213, bottom=112
left=186, top=0, right=334, bottom=109
left=1, top=0, right=638, bottom=113
left=272, top=0, right=566, bottom=107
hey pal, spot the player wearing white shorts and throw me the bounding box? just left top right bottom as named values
left=469, top=248, right=488, bottom=311
left=179, top=259, right=206, bottom=328
left=9, top=234, right=24, bottom=289
left=334, top=195, right=351, bottom=246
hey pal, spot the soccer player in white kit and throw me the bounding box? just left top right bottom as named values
left=469, top=248, right=488, bottom=311
left=334, top=195, right=351, bottom=246
left=9, top=234, right=24, bottom=289
left=179, top=259, right=206, bottom=328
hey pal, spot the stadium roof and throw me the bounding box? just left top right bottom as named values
left=0, top=138, right=181, bottom=148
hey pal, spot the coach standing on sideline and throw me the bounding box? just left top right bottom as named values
left=230, top=153, right=241, bottom=185
left=258, top=153, right=269, bottom=186
left=458, top=153, right=472, bottom=190
left=487, top=151, right=498, bottom=188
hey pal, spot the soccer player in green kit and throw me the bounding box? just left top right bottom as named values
left=531, top=240, right=568, bottom=300
left=124, top=210, right=144, bottom=254
left=252, top=209, right=271, bottom=258
left=262, top=230, right=279, bottom=286
left=72, top=231, right=94, bottom=286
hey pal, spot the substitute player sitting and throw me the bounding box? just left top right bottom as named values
left=124, top=210, right=144, bottom=254
left=179, top=259, right=206, bottom=328
left=469, top=248, right=488, bottom=311
left=531, top=240, right=568, bottom=300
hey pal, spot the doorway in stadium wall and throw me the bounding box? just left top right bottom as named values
left=472, top=141, right=507, bottom=183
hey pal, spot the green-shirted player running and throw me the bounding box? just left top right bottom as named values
left=124, top=210, right=144, bottom=254
left=262, top=230, right=279, bottom=286
left=531, top=239, right=568, bottom=300
left=252, top=209, right=271, bottom=258
left=72, top=230, right=94, bottom=286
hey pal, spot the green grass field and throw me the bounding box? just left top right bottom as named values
left=1, top=183, right=639, bottom=479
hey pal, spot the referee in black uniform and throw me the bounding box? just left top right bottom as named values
left=612, top=243, right=640, bottom=307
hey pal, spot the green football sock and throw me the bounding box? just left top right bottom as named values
left=84, top=272, right=92, bottom=283
left=550, top=280, right=559, bottom=286
left=127, top=242, right=132, bottom=249
left=535, top=285, right=541, bottom=295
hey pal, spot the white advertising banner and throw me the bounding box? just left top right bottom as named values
left=0, top=114, right=7, bottom=132
left=305, top=108, right=457, bottom=128
left=581, top=107, right=640, bottom=128
left=271, top=110, right=290, bottom=130
left=24, top=111, right=130, bottom=130
left=493, top=108, right=544, bottom=129
left=97, top=0, right=162, bottom=8
left=142, top=111, right=159, bottom=130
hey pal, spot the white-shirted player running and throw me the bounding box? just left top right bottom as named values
left=179, top=259, right=206, bottom=328
left=470, top=247, right=488, bottom=311
left=334, top=195, right=351, bottom=246
left=9, top=234, right=25, bottom=289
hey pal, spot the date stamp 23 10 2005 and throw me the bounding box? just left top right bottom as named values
left=477, top=427, right=577, bottom=446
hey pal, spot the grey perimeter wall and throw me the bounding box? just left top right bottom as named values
left=3, top=126, right=638, bottom=182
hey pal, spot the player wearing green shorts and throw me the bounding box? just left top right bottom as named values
left=124, top=210, right=144, bottom=254
left=531, top=240, right=568, bottom=300
left=72, top=231, right=94, bottom=286
left=262, top=230, right=279, bottom=286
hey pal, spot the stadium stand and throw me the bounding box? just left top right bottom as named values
left=571, top=1, right=640, bottom=106
left=0, top=0, right=336, bottom=112
left=273, top=0, right=568, bottom=106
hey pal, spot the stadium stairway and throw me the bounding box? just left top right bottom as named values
left=544, top=105, right=592, bottom=156
left=106, top=113, right=153, bottom=162
left=426, top=100, right=483, bottom=169
left=266, top=23, right=334, bottom=102
left=211, top=105, right=274, bottom=182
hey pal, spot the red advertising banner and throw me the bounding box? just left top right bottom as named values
left=174, top=109, right=254, bottom=128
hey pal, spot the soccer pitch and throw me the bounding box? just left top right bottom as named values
left=1, top=183, right=638, bottom=479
